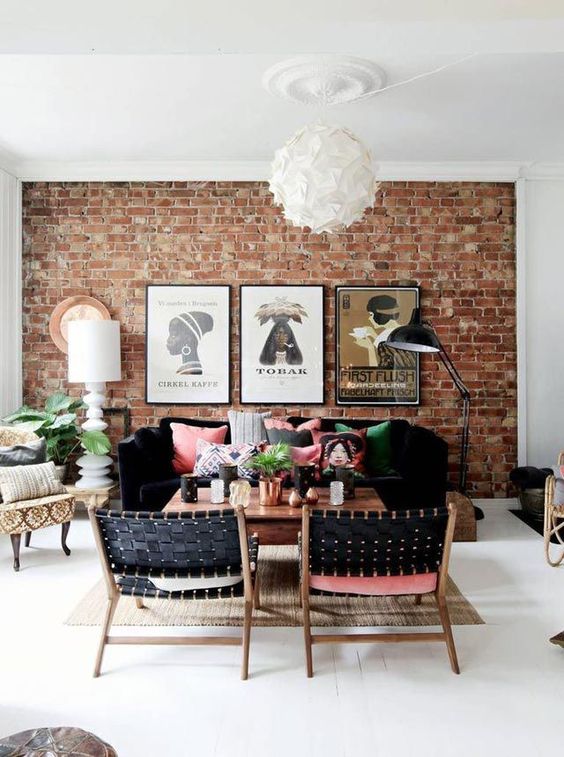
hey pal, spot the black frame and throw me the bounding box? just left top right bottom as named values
left=335, top=285, right=420, bottom=406
left=239, top=284, right=325, bottom=406
left=145, top=284, right=231, bottom=405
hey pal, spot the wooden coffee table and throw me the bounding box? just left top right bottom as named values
left=164, top=487, right=385, bottom=545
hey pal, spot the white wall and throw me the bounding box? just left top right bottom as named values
left=520, top=178, right=564, bottom=467
left=0, top=168, right=22, bottom=417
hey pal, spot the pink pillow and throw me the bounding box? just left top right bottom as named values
left=264, top=418, right=321, bottom=432
left=170, top=423, right=228, bottom=474
left=291, top=444, right=322, bottom=467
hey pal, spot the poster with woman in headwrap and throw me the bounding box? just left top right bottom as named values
left=336, top=286, right=420, bottom=405
left=240, top=285, right=324, bottom=404
left=146, top=285, right=230, bottom=404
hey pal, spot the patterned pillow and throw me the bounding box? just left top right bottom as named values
left=195, top=439, right=260, bottom=480
left=312, top=430, right=367, bottom=477
left=0, top=461, right=66, bottom=505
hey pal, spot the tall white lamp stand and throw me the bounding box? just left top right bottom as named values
left=67, top=320, right=122, bottom=489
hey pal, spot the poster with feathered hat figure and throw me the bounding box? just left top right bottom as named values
left=146, top=285, right=230, bottom=404
left=239, top=285, right=324, bottom=404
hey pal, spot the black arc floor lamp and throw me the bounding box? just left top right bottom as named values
left=386, top=308, right=470, bottom=493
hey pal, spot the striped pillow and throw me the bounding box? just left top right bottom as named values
left=0, top=461, right=66, bottom=505
left=228, top=410, right=271, bottom=445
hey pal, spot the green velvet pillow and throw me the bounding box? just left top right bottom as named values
left=335, top=421, right=394, bottom=476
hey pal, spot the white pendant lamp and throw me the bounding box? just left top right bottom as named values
left=263, top=56, right=385, bottom=234
left=67, top=320, right=121, bottom=489
left=269, top=121, right=378, bottom=234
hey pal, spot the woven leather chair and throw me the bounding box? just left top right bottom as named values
left=88, top=506, right=259, bottom=680
left=300, top=503, right=459, bottom=677
left=544, top=451, right=564, bottom=566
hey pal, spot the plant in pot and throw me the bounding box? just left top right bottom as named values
left=3, top=392, right=112, bottom=482
left=247, top=442, right=293, bottom=507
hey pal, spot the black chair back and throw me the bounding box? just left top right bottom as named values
left=95, top=508, right=244, bottom=579
left=307, top=507, right=450, bottom=578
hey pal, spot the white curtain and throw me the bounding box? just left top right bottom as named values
left=0, top=168, right=22, bottom=418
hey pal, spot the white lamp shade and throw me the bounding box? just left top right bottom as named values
left=67, top=320, right=122, bottom=383
left=269, top=121, right=378, bottom=234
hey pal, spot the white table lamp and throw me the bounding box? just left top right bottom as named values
left=67, top=320, right=122, bottom=489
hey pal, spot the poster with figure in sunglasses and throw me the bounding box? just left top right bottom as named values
left=336, top=286, right=420, bottom=405
left=145, top=285, right=230, bottom=404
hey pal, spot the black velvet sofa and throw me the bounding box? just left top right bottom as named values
left=118, top=415, right=449, bottom=512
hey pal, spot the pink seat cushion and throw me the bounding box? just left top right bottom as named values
left=170, top=423, right=228, bottom=474
left=309, top=572, right=438, bottom=596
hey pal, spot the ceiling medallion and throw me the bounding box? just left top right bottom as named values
left=264, top=56, right=384, bottom=234
left=262, top=55, right=386, bottom=106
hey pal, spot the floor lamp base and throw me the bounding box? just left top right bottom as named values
left=75, top=381, right=113, bottom=490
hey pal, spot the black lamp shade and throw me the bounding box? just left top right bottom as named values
left=386, top=308, right=441, bottom=353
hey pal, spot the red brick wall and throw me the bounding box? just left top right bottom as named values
left=21, top=181, right=516, bottom=496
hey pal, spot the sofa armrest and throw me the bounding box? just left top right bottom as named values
left=398, top=425, right=449, bottom=507
left=118, top=428, right=174, bottom=510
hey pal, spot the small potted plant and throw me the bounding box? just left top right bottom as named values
left=247, top=442, right=293, bottom=507
left=3, top=392, right=111, bottom=482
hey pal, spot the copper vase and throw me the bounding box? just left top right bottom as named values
left=258, top=477, right=282, bottom=507
left=288, top=488, right=303, bottom=508
left=305, top=487, right=319, bottom=505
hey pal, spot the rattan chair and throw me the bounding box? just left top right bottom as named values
left=300, top=503, right=459, bottom=677
left=544, top=451, right=564, bottom=567
left=88, top=506, right=259, bottom=680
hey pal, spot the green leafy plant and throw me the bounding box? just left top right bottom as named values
left=3, top=392, right=111, bottom=465
left=247, top=442, right=292, bottom=480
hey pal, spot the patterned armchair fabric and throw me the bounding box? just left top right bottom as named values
left=0, top=493, right=75, bottom=535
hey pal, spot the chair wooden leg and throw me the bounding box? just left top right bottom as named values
left=436, top=596, right=460, bottom=674
left=10, top=534, right=21, bottom=572
left=303, top=592, right=313, bottom=678
left=253, top=574, right=261, bottom=610
left=415, top=594, right=422, bottom=605
left=544, top=512, right=564, bottom=567
left=61, top=521, right=71, bottom=556
left=94, top=595, right=119, bottom=678
left=135, top=597, right=145, bottom=609
left=24, top=531, right=32, bottom=548
left=241, top=599, right=252, bottom=681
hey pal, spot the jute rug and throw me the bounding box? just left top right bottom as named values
left=66, top=546, right=483, bottom=628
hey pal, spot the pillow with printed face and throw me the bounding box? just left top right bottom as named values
left=311, top=430, right=366, bottom=477
left=195, top=439, right=260, bottom=480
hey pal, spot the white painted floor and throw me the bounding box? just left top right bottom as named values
left=1, top=500, right=562, bottom=757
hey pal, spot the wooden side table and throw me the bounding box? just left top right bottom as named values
left=447, top=490, right=477, bottom=542
left=65, top=483, right=119, bottom=510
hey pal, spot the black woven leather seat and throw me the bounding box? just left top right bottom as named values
left=89, top=506, right=259, bottom=680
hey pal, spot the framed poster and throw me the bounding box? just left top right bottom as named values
left=336, top=286, right=420, bottom=405
left=240, top=285, right=324, bottom=404
left=145, top=285, right=230, bottom=404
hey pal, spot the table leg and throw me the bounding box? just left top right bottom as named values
left=10, top=534, right=21, bottom=571
left=61, top=521, right=71, bottom=556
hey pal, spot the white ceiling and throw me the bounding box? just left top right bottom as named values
left=0, top=1, right=563, bottom=177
